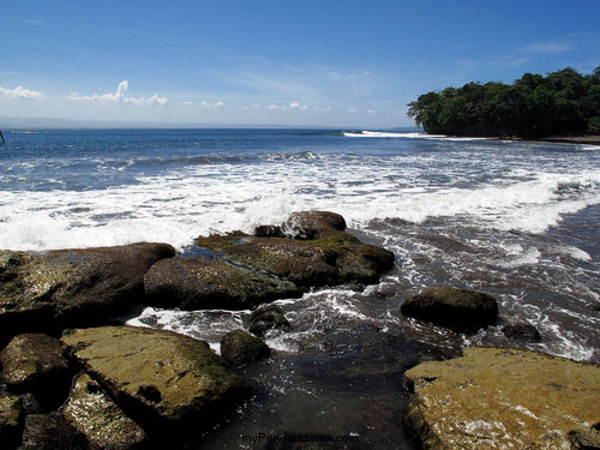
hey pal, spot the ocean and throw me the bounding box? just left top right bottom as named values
left=1, top=128, right=599, bottom=448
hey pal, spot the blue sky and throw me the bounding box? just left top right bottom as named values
left=1, top=0, right=599, bottom=127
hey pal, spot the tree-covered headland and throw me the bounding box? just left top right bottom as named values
left=407, top=67, right=600, bottom=137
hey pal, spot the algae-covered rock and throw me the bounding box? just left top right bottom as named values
left=62, top=326, right=252, bottom=431
left=19, top=413, right=82, bottom=450
left=0, top=334, right=70, bottom=390
left=401, top=286, right=498, bottom=330
left=63, top=372, right=146, bottom=449
left=501, top=322, right=542, bottom=343
left=0, top=243, right=175, bottom=337
left=221, top=330, right=270, bottom=368
left=255, top=211, right=346, bottom=240
left=404, top=347, right=600, bottom=449
left=196, top=211, right=394, bottom=287
left=144, top=256, right=303, bottom=310
left=248, top=305, right=290, bottom=337
left=0, top=394, right=23, bottom=446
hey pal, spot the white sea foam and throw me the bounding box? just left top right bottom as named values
left=344, top=130, right=491, bottom=141
left=1, top=140, right=600, bottom=253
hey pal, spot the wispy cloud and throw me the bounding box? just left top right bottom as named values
left=0, top=85, right=46, bottom=100
left=521, top=42, right=570, bottom=54
left=66, top=80, right=168, bottom=106
left=199, top=100, right=224, bottom=107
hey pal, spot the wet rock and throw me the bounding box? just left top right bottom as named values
left=221, top=330, right=270, bottom=368
left=0, top=334, right=70, bottom=392
left=196, top=212, right=394, bottom=287
left=568, top=427, right=600, bottom=449
left=248, top=305, right=290, bottom=337
left=255, top=211, right=346, bottom=241
left=62, top=372, right=146, bottom=449
left=502, top=322, right=542, bottom=343
left=401, top=287, right=498, bottom=330
left=404, top=347, right=600, bottom=449
left=0, top=243, right=175, bottom=337
left=0, top=395, right=23, bottom=447
left=144, top=256, right=303, bottom=310
left=62, top=326, right=252, bottom=432
left=19, top=413, right=82, bottom=450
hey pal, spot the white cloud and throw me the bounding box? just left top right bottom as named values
left=267, top=104, right=287, bottom=110
left=0, top=85, right=46, bottom=100
left=66, top=80, right=168, bottom=106
left=367, top=109, right=377, bottom=114
left=181, top=100, right=193, bottom=106
left=289, top=101, right=309, bottom=111
left=214, top=101, right=225, bottom=107
left=321, top=105, right=332, bottom=112
left=348, top=107, right=357, bottom=112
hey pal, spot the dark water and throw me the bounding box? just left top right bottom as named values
left=1, top=128, right=599, bottom=448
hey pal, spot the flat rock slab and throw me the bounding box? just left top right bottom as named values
left=63, top=372, right=146, bottom=449
left=62, top=326, right=252, bottom=431
left=0, top=243, right=175, bottom=336
left=195, top=211, right=394, bottom=287
left=404, top=347, right=600, bottom=449
left=144, top=256, right=303, bottom=310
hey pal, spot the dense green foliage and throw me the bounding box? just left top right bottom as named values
left=407, top=67, right=600, bottom=137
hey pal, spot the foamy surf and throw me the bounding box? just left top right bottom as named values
left=344, top=130, right=491, bottom=141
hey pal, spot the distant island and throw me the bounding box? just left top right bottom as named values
left=407, top=66, right=600, bottom=139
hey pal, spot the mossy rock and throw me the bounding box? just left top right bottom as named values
left=19, top=412, right=84, bottom=450
left=401, top=287, right=498, bottom=331
left=404, top=347, right=600, bottom=449
left=0, top=334, right=70, bottom=389
left=0, top=333, right=72, bottom=409
left=220, top=330, right=270, bottom=368
left=248, top=305, right=290, bottom=337
left=144, top=256, right=303, bottom=310
left=62, top=326, right=252, bottom=432
left=0, top=243, right=175, bottom=337
left=195, top=212, right=394, bottom=287
left=0, top=394, right=23, bottom=447
left=63, top=372, right=146, bottom=448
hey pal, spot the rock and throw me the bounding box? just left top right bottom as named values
left=0, top=395, right=23, bottom=447
left=568, top=427, right=600, bottom=449
left=401, top=287, right=498, bottom=330
left=0, top=334, right=70, bottom=389
left=248, top=305, right=290, bottom=337
left=502, top=322, right=542, bottom=343
left=404, top=347, right=600, bottom=449
left=196, top=212, right=394, bottom=287
left=62, top=372, right=146, bottom=449
left=221, top=330, right=270, bottom=368
left=0, top=243, right=175, bottom=337
left=254, top=211, right=346, bottom=240
left=62, top=326, right=252, bottom=432
left=144, top=256, right=303, bottom=310
left=19, top=413, right=82, bottom=450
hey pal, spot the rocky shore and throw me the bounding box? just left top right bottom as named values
left=0, top=211, right=598, bottom=449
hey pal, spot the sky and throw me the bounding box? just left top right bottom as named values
left=1, top=0, right=599, bottom=128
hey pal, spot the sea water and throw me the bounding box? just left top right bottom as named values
left=1, top=128, right=599, bottom=447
